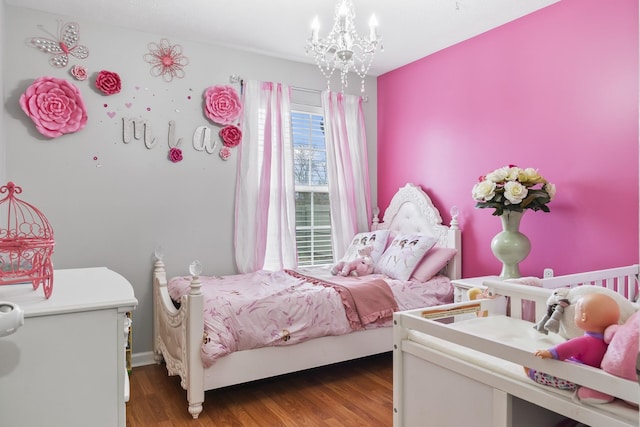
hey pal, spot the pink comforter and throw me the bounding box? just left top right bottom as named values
left=284, top=269, right=398, bottom=330
left=168, top=266, right=453, bottom=367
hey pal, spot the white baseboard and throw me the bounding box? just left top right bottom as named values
left=132, top=351, right=157, bottom=367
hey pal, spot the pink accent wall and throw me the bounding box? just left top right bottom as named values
left=377, top=0, right=639, bottom=277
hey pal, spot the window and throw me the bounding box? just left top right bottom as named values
left=291, top=103, right=333, bottom=267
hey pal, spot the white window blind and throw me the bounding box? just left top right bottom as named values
left=291, top=101, right=333, bottom=267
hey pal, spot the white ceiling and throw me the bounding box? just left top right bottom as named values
left=6, top=0, right=561, bottom=76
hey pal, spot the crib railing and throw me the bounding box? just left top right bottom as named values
left=537, top=264, right=639, bottom=301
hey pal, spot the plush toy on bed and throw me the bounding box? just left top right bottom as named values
left=331, top=245, right=374, bottom=277
left=533, top=288, right=570, bottom=334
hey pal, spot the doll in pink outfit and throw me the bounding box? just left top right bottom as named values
left=525, top=292, right=620, bottom=390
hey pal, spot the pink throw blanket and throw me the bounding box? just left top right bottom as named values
left=285, top=270, right=398, bottom=330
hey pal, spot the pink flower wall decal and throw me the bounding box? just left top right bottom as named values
left=219, top=125, right=242, bottom=147
left=219, top=146, right=232, bottom=161
left=19, top=76, right=88, bottom=138
left=168, top=147, right=183, bottom=163
left=95, top=70, right=121, bottom=95
left=143, top=39, right=189, bottom=82
left=70, top=65, right=88, bottom=81
left=203, top=85, right=242, bottom=125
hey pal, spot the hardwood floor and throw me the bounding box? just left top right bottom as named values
left=126, top=353, right=393, bottom=426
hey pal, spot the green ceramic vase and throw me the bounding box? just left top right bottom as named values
left=490, top=210, right=531, bottom=279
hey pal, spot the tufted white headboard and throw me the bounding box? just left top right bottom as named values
left=372, top=183, right=461, bottom=279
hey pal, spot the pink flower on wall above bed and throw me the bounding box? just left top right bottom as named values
left=143, top=38, right=189, bottom=82
left=168, top=147, right=183, bottom=163
left=69, top=65, right=88, bottom=81
left=203, top=85, right=242, bottom=125
left=19, top=76, right=88, bottom=138
left=219, top=125, right=242, bottom=147
left=95, top=70, right=121, bottom=95
left=219, top=146, right=232, bottom=161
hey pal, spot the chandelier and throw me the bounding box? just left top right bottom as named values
left=306, top=0, right=382, bottom=93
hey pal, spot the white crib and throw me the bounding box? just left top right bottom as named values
left=393, top=265, right=640, bottom=427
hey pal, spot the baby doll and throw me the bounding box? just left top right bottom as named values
left=524, top=292, right=620, bottom=390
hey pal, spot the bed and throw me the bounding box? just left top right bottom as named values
left=152, top=183, right=462, bottom=418
left=393, top=265, right=640, bottom=427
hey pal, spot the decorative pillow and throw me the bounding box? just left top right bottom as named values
left=577, top=310, right=640, bottom=406
left=375, top=233, right=439, bottom=281
left=601, top=310, right=640, bottom=380
left=409, top=247, right=458, bottom=282
left=558, top=285, right=638, bottom=340
left=337, top=230, right=390, bottom=265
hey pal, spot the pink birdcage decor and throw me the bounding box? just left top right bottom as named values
left=0, top=182, right=55, bottom=298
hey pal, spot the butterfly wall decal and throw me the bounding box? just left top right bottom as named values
left=30, top=21, right=89, bottom=68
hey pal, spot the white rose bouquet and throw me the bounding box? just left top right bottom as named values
left=472, top=165, right=556, bottom=216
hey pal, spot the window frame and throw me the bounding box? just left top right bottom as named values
left=291, top=99, right=333, bottom=267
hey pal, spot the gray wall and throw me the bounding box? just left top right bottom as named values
left=2, top=4, right=378, bottom=359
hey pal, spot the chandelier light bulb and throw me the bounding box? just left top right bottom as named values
left=338, top=1, right=349, bottom=18
left=369, top=15, right=378, bottom=40
left=311, top=16, right=320, bottom=42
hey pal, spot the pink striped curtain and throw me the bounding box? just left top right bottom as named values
left=234, top=80, right=297, bottom=273
left=322, top=91, right=372, bottom=260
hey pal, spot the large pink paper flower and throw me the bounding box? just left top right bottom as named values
left=19, top=76, right=88, bottom=138
left=203, top=85, right=242, bottom=125
left=95, top=70, right=121, bottom=95
left=219, top=125, right=242, bottom=147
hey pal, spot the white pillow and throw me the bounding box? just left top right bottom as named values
left=337, top=230, right=390, bottom=264
left=375, top=233, right=439, bottom=281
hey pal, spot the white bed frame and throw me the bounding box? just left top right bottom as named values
left=393, top=265, right=640, bottom=427
left=153, top=183, right=462, bottom=418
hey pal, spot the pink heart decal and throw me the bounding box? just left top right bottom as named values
left=107, top=111, right=116, bottom=118
left=125, top=103, right=132, bottom=108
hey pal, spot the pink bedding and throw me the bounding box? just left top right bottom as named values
left=284, top=269, right=398, bottom=330
left=167, top=266, right=453, bottom=367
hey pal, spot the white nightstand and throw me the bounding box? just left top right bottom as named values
left=451, top=276, right=499, bottom=303
left=451, top=276, right=507, bottom=318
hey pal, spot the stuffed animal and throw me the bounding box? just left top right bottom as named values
left=467, top=287, right=496, bottom=317
left=533, top=288, right=570, bottom=335
left=331, top=246, right=374, bottom=277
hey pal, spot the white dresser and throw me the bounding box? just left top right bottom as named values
left=0, top=267, right=138, bottom=427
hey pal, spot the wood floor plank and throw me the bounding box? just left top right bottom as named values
left=126, top=353, right=393, bottom=426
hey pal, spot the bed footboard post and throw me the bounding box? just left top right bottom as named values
left=186, top=274, right=205, bottom=419
left=392, top=313, right=408, bottom=427
left=153, top=259, right=167, bottom=364
left=447, top=206, right=462, bottom=280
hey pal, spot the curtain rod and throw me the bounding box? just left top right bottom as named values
left=231, top=75, right=320, bottom=93
left=229, top=75, right=367, bottom=102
